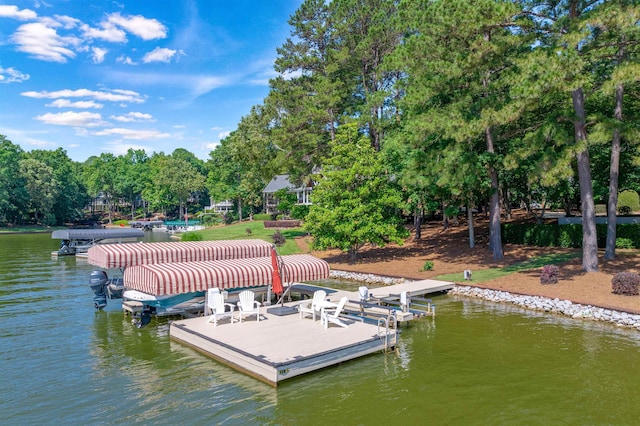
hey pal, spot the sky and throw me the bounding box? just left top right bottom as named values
left=0, top=0, right=302, bottom=162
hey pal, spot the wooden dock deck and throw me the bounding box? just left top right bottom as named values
left=170, top=310, right=396, bottom=386
left=170, top=278, right=453, bottom=385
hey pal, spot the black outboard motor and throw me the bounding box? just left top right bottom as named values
left=89, top=270, right=109, bottom=309
left=136, top=306, right=153, bottom=328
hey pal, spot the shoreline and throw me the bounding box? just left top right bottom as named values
left=331, top=269, right=640, bottom=331
left=449, top=285, right=640, bottom=330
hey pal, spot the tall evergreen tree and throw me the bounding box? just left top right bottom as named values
left=394, top=0, right=529, bottom=259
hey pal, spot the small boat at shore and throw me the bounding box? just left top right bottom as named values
left=52, top=228, right=144, bottom=256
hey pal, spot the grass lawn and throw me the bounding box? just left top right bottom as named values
left=191, top=221, right=307, bottom=255
left=434, top=252, right=580, bottom=283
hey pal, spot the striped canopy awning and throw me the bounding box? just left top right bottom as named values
left=87, top=239, right=273, bottom=269
left=123, top=254, right=330, bottom=296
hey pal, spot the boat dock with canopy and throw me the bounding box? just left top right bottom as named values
left=123, top=254, right=330, bottom=299
left=86, top=239, right=275, bottom=311
left=121, top=253, right=330, bottom=318
left=52, top=228, right=144, bottom=256
left=87, top=239, right=273, bottom=269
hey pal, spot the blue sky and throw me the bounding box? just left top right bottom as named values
left=0, top=0, right=302, bottom=162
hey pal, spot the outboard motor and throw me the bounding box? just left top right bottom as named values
left=89, top=270, right=109, bottom=309
left=136, top=306, right=151, bottom=328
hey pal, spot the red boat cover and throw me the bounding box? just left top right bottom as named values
left=87, top=239, right=273, bottom=269
left=123, top=254, right=330, bottom=296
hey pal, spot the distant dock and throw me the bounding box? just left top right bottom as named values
left=170, top=279, right=453, bottom=385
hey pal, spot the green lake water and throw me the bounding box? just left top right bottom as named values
left=1, top=233, right=640, bottom=425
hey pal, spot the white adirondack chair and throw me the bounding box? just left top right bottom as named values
left=206, top=288, right=235, bottom=326
left=298, top=290, right=327, bottom=321
left=237, top=290, right=261, bottom=323
left=321, top=296, right=349, bottom=329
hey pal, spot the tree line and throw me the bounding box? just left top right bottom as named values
left=0, top=137, right=210, bottom=227
left=2, top=0, right=640, bottom=273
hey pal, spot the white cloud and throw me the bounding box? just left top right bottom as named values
left=142, top=47, right=184, bottom=63
left=22, top=88, right=145, bottom=103
left=91, top=47, right=108, bottom=64
left=217, top=130, right=231, bottom=139
left=45, top=99, right=103, bottom=109
left=110, top=112, right=154, bottom=122
left=205, top=141, right=221, bottom=150
left=81, top=22, right=126, bottom=43
left=35, top=111, right=105, bottom=127
left=0, top=5, right=37, bottom=20
left=11, top=21, right=81, bottom=63
left=107, top=13, right=167, bottom=40
left=51, top=14, right=80, bottom=29
left=93, top=128, right=170, bottom=140
left=116, top=55, right=136, bottom=65
left=0, top=66, right=30, bottom=83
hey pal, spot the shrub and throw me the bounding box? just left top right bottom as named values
left=272, top=230, right=286, bottom=246
left=253, top=213, right=271, bottom=221
left=422, top=261, right=434, bottom=271
left=611, top=272, right=640, bottom=296
left=616, top=238, right=634, bottom=249
left=181, top=232, right=203, bottom=241
left=617, top=190, right=640, bottom=215
left=540, top=265, right=559, bottom=284
left=618, top=205, right=632, bottom=216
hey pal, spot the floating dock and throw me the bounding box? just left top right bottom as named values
left=170, top=309, right=396, bottom=386
left=170, top=278, right=453, bottom=385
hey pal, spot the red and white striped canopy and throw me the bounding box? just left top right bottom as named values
left=87, top=239, right=273, bottom=269
left=123, top=254, right=330, bottom=296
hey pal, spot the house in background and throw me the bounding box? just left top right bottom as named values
left=204, top=199, right=234, bottom=214
left=262, top=175, right=313, bottom=214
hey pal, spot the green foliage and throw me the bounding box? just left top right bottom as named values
left=181, top=232, right=203, bottom=241
left=252, top=213, right=271, bottom=221
left=422, top=261, right=434, bottom=271
left=274, top=188, right=297, bottom=217
left=503, top=223, right=640, bottom=249
left=617, top=190, right=640, bottom=215
left=304, top=123, right=409, bottom=257
left=290, top=204, right=309, bottom=220
left=616, top=238, right=634, bottom=249
left=199, top=213, right=223, bottom=226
